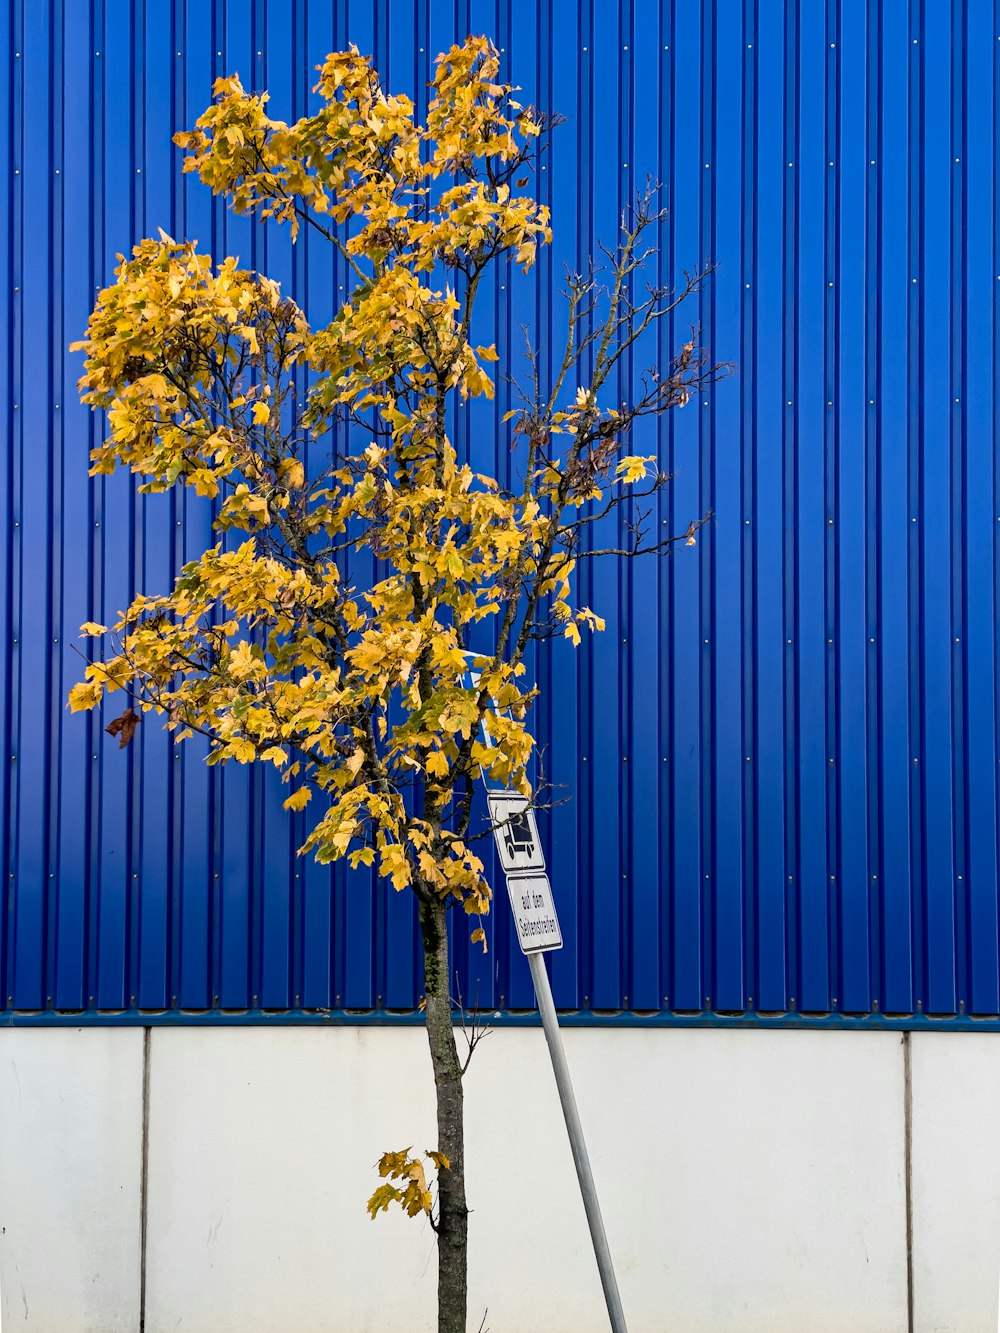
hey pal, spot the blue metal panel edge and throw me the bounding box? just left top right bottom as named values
left=2, top=1006, right=1000, bottom=1033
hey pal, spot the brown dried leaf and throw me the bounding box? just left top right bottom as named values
left=106, top=707, right=140, bottom=750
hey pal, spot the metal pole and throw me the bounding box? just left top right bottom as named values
left=528, top=951, right=629, bottom=1333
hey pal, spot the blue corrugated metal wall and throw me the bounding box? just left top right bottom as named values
left=2, top=0, right=998, bottom=1025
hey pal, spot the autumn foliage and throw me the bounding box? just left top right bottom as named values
left=69, top=37, right=714, bottom=1331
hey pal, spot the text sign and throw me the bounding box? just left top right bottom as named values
left=506, top=872, right=563, bottom=953
left=487, top=791, right=546, bottom=874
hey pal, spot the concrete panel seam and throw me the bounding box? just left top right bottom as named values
left=140, top=1027, right=151, bottom=1332
left=904, top=1031, right=914, bottom=1333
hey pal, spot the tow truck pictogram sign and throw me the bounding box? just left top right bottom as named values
left=486, top=790, right=546, bottom=874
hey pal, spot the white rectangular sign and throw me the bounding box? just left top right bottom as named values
left=506, top=872, right=563, bottom=953
left=487, top=791, right=546, bottom=874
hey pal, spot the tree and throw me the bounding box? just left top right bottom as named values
left=69, top=37, right=716, bottom=1333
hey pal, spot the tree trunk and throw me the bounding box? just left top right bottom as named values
left=420, top=896, right=469, bottom=1333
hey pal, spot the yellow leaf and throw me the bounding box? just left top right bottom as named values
left=79, top=622, right=108, bottom=636
left=228, top=641, right=258, bottom=680
left=367, top=1184, right=401, bottom=1219
left=283, top=786, right=312, bottom=811
left=427, top=1151, right=450, bottom=1172
left=616, top=455, right=652, bottom=485
left=67, top=680, right=103, bottom=712
left=251, top=401, right=270, bottom=425
left=278, top=457, right=305, bottom=490
left=379, top=844, right=411, bottom=891
left=191, top=469, right=219, bottom=498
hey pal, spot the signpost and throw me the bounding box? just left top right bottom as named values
left=465, top=655, right=627, bottom=1329
left=488, top=790, right=628, bottom=1333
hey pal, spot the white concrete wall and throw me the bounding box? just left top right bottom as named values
left=0, top=1025, right=996, bottom=1332
left=0, top=1029, right=143, bottom=1332
left=910, top=1035, right=1000, bottom=1333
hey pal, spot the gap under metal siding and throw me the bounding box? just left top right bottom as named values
left=2, top=0, right=998, bottom=1025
